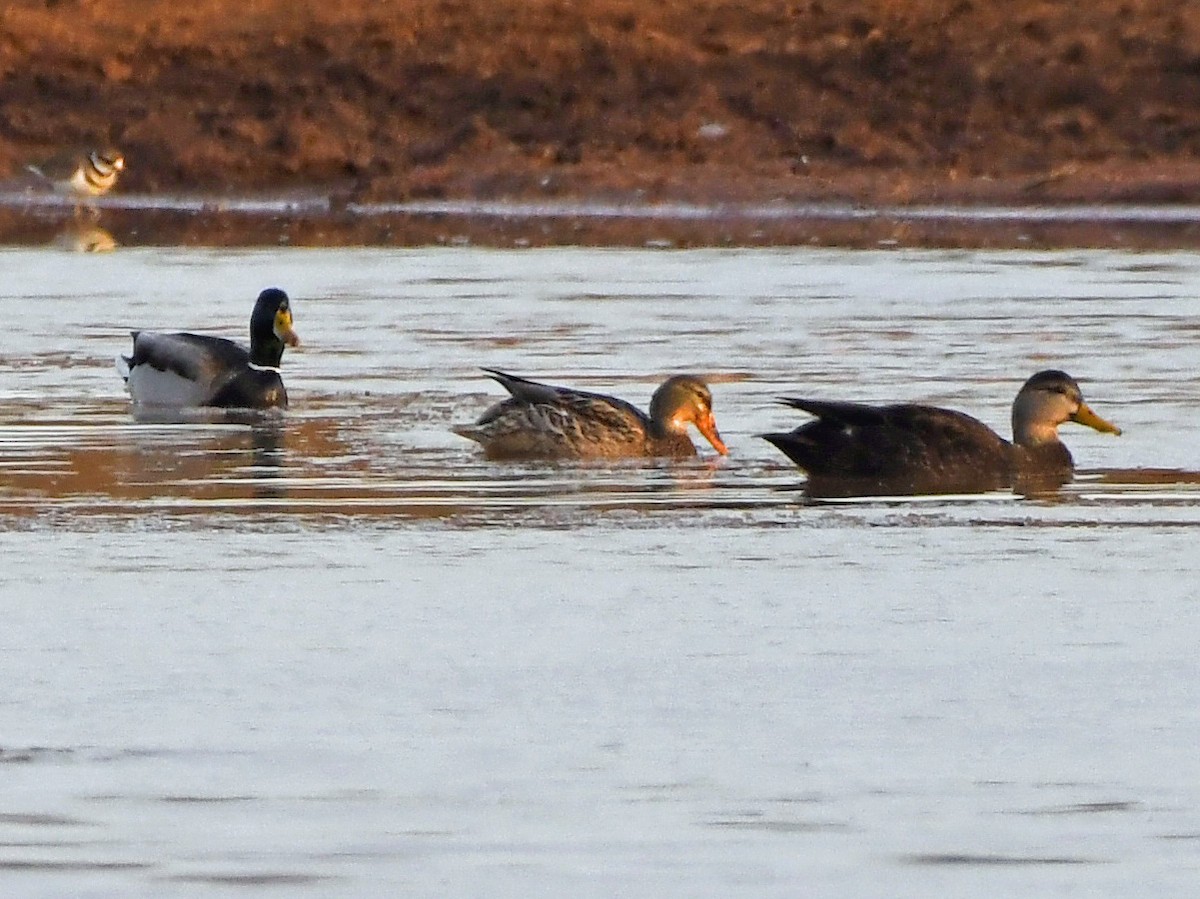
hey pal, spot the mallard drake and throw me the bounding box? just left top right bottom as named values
left=761, top=369, right=1121, bottom=497
left=453, top=370, right=728, bottom=460
left=117, top=288, right=299, bottom=409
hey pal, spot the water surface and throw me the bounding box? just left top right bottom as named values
left=2, top=247, right=1199, bottom=896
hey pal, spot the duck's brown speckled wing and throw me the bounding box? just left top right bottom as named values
left=455, top=370, right=653, bottom=459
left=762, top=398, right=1016, bottom=496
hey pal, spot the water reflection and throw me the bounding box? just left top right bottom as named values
left=781, top=468, right=1094, bottom=501
left=49, top=221, right=118, bottom=253
left=1095, top=468, right=1200, bottom=487
left=1, top=414, right=327, bottom=515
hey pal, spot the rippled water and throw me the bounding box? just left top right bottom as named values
left=2, top=246, right=1200, bottom=896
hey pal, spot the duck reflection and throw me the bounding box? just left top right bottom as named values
left=0, top=413, right=365, bottom=517
left=120, top=409, right=289, bottom=502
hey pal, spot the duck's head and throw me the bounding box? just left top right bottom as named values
left=1011, top=369, right=1121, bottom=447
left=249, top=288, right=300, bottom=367
left=649, top=375, right=728, bottom=455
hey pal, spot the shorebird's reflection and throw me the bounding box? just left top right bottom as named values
left=50, top=220, right=118, bottom=252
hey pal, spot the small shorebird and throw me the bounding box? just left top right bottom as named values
left=26, top=148, right=126, bottom=206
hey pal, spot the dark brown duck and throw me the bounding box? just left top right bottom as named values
left=761, top=370, right=1121, bottom=497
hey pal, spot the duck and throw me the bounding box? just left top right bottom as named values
left=117, top=288, right=299, bottom=409
left=453, top=370, right=728, bottom=460
left=760, top=369, right=1121, bottom=497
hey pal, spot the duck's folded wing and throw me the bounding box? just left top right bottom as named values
left=777, top=397, right=893, bottom=426
left=484, top=369, right=648, bottom=431
left=483, top=369, right=569, bottom=405
left=474, top=391, right=642, bottom=431
left=553, top=390, right=644, bottom=431
left=130, top=331, right=249, bottom=384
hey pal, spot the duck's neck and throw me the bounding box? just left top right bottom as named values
left=250, top=336, right=285, bottom=368
left=649, top=409, right=693, bottom=441
left=1012, top=416, right=1061, bottom=449
left=1017, top=440, right=1074, bottom=472
left=646, top=416, right=696, bottom=457
left=1012, top=412, right=1074, bottom=473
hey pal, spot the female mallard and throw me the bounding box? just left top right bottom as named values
left=117, top=287, right=299, bottom=409
left=454, top=370, right=728, bottom=460
left=761, top=370, right=1121, bottom=497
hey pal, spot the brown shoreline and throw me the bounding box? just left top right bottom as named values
left=3, top=0, right=1200, bottom=247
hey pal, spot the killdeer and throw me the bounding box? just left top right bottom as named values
left=26, top=148, right=126, bottom=199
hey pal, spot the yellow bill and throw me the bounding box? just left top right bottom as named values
left=1072, top=401, right=1121, bottom=436
left=274, top=308, right=300, bottom=347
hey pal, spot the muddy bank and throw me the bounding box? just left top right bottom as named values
left=2, top=0, right=1200, bottom=244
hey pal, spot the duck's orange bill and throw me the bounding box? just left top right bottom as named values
left=1072, top=402, right=1121, bottom=436
left=698, top=412, right=729, bottom=455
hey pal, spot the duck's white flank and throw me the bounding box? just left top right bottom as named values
left=123, top=363, right=211, bottom=408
